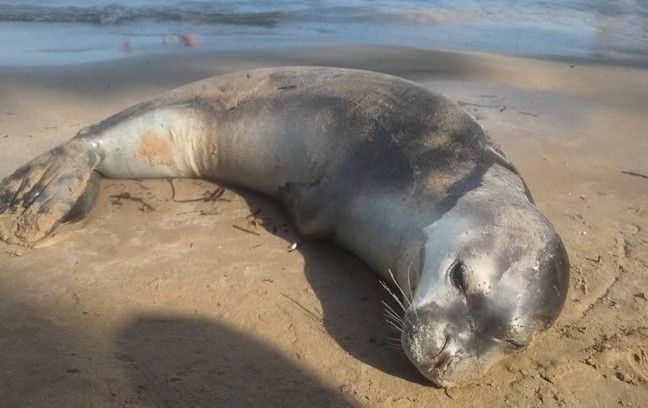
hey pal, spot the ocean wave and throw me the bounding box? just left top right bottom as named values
left=0, top=2, right=646, bottom=32
left=0, top=4, right=480, bottom=28
left=0, top=4, right=287, bottom=26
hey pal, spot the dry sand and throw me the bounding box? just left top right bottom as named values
left=0, top=46, right=647, bottom=407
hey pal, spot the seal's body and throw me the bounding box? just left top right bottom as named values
left=0, top=67, right=569, bottom=387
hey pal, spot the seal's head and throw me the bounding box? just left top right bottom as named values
left=401, top=168, right=569, bottom=387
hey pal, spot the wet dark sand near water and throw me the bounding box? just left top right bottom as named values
left=0, top=46, right=647, bottom=407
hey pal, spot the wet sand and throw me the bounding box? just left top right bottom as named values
left=1, top=46, right=647, bottom=407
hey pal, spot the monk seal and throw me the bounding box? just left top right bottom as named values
left=0, top=67, right=569, bottom=387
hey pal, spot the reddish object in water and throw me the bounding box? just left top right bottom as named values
left=178, top=33, right=199, bottom=48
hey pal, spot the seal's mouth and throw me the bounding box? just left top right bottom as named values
left=417, top=344, right=462, bottom=387
left=430, top=336, right=449, bottom=360
left=426, top=353, right=456, bottom=386
left=411, top=346, right=482, bottom=388
left=401, top=320, right=497, bottom=387
left=406, top=335, right=513, bottom=387
left=400, top=324, right=459, bottom=387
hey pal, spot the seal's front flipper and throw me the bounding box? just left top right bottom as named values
left=278, top=179, right=336, bottom=239
left=0, top=139, right=101, bottom=246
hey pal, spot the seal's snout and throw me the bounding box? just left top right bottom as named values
left=400, top=305, right=470, bottom=387
left=402, top=223, right=571, bottom=387
left=401, top=302, right=501, bottom=388
left=401, top=308, right=449, bottom=366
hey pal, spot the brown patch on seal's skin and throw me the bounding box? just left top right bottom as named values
left=137, top=130, right=173, bottom=166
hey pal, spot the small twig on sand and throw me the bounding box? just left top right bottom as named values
left=174, top=187, right=226, bottom=203
left=232, top=224, right=261, bottom=236
left=457, top=100, right=499, bottom=108
left=206, top=188, right=225, bottom=201
left=109, top=192, right=154, bottom=212
left=621, top=170, right=648, bottom=180
left=585, top=255, right=601, bottom=263
left=517, top=110, right=538, bottom=117
left=166, top=179, right=176, bottom=200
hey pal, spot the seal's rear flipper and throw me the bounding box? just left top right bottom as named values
left=62, top=171, right=101, bottom=224
left=0, top=139, right=101, bottom=246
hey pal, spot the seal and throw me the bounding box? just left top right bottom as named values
left=0, top=67, right=569, bottom=387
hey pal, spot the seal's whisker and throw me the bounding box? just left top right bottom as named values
left=385, top=317, right=403, bottom=330
left=382, top=302, right=404, bottom=320
left=381, top=300, right=411, bottom=326
left=406, top=261, right=413, bottom=301
left=381, top=300, right=399, bottom=315
left=383, top=342, right=403, bottom=350
left=384, top=309, right=404, bottom=325
left=385, top=318, right=403, bottom=331
left=385, top=315, right=403, bottom=327
left=385, top=316, right=404, bottom=332
left=385, top=337, right=403, bottom=349
left=380, top=280, right=407, bottom=313
left=384, top=306, right=402, bottom=318
left=388, top=268, right=412, bottom=308
left=406, top=260, right=418, bottom=320
left=386, top=320, right=404, bottom=333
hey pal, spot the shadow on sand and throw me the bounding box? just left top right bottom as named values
left=232, top=186, right=428, bottom=386
left=115, top=314, right=360, bottom=408
left=108, top=185, right=428, bottom=408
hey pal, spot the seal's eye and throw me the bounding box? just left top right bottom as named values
left=449, top=261, right=466, bottom=292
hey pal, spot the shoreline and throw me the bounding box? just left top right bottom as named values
left=4, top=43, right=648, bottom=71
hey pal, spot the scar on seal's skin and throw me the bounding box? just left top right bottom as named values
left=137, top=130, right=173, bottom=166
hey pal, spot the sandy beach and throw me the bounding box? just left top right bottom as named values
left=1, top=46, right=647, bottom=407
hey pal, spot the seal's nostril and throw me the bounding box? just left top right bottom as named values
left=427, top=336, right=449, bottom=361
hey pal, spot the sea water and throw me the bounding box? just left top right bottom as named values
left=0, top=0, right=646, bottom=65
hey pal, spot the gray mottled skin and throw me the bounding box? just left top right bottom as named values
left=0, top=67, right=569, bottom=387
